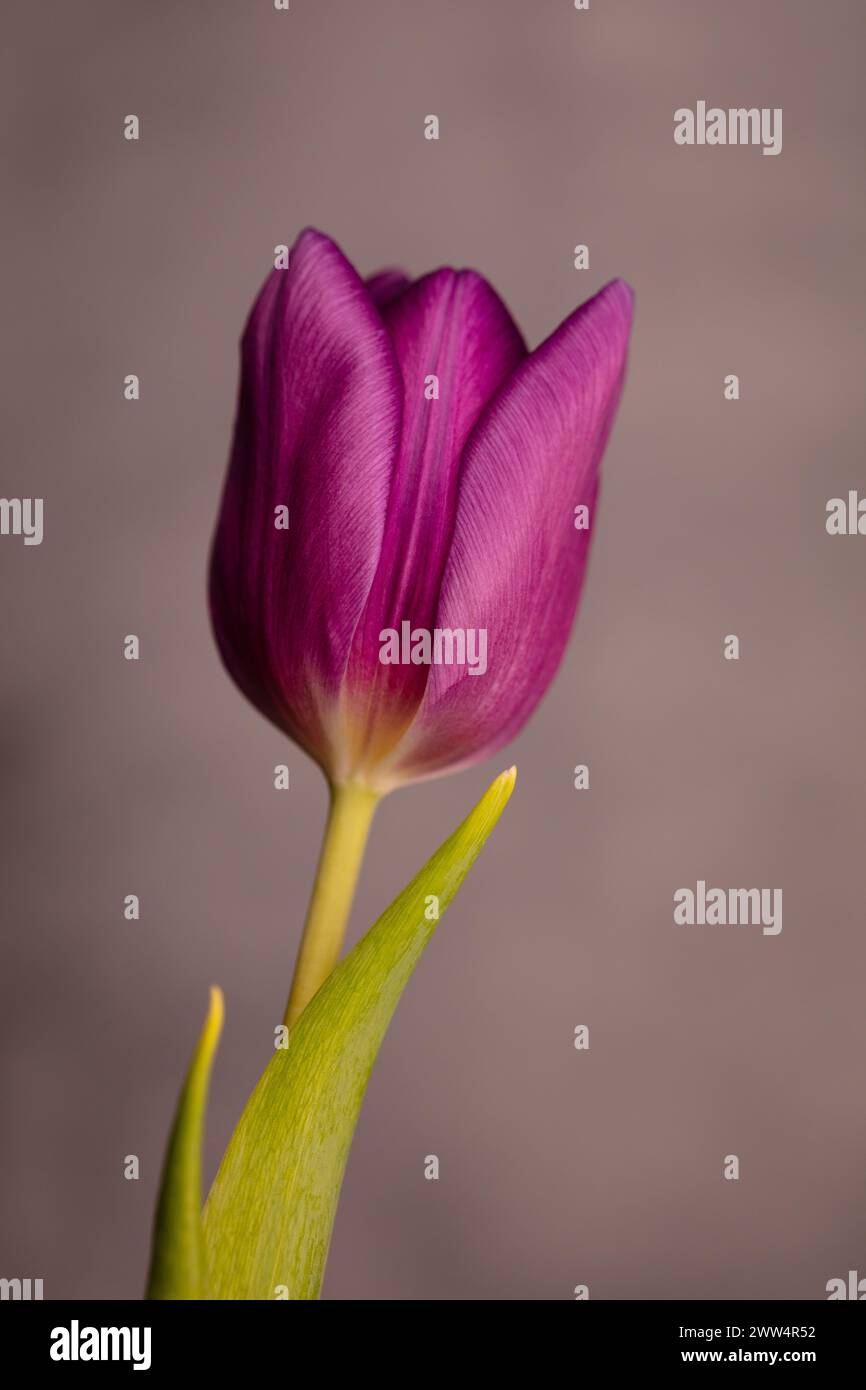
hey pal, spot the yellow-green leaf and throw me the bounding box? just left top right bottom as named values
left=145, top=985, right=224, bottom=1299
left=202, top=767, right=516, bottom=1299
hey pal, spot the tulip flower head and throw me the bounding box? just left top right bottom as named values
left=147, top=231, right=636, bottom=1296
left=210, top=229, right=632, bottom=794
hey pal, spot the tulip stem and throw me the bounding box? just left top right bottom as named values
left=284, top=781, right=380, bottom=1027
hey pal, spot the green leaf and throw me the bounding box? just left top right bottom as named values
left=145, top=985, right=224, bottom=1300
left=202, top=766, right=516, bottom=1300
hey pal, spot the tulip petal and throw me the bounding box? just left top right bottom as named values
left=210, top=229, right=402, bottom=771
left=385, top=280, right=634, bottom=783
left=366, top=268, right=410, bottom=309
left=344, top=269, right=525, bottom=771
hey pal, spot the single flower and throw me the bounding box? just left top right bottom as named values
left=209, top=228, right=633, bottom=1021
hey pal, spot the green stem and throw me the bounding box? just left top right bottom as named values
left=284, top=781, right=380, bottom=1027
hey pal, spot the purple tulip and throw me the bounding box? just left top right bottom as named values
left=210, top=228, right=633, bottom=794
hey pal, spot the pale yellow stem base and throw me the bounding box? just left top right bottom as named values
left=283, top=782, right=380, bottom=1027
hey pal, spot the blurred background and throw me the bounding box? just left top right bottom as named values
left=2, top=0, right=865, bottom=1300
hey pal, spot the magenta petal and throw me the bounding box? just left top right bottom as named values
left=366, top=268, right=411, bottom=309
left=209, top=228, right=402, bottom=771
left=388, top=279, right=634, bottom=782
left=344, top=268, right=526, bottom=763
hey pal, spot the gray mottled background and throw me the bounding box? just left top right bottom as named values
left=2, top=0, right=865, bottom=1300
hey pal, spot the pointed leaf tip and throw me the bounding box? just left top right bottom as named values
left=203, top=770, right=514, bottom=1299
left=145, top=988, right=224, bottom=1300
